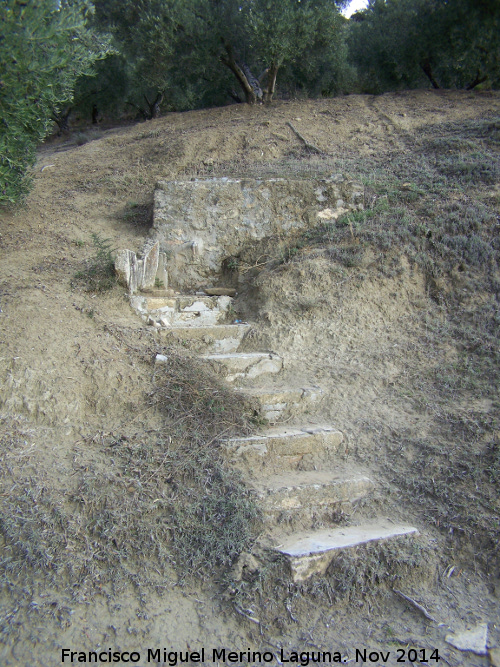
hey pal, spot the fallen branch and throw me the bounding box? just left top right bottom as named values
left=233, top=604, right=260, bottom=625
left=286, top=122, right=323, bottom=155
left=393, top=588, right=439, bottom=624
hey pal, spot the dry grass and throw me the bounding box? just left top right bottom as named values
left=1, top=104, right=499, bottom=650
left=148, top=350, right=262, bottom=577
left=385, top=418, right=500, bottom=576
left=0, top=347, right=263, bottom=637
left=149, top=348, right=258, bottom=443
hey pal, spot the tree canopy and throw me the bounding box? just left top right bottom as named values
left=348, top=0, right=500, bottom=93
left=90, top=0, right=351, bottom=110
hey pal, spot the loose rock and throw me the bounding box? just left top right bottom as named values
left=445, top=624, right=488, bottom=655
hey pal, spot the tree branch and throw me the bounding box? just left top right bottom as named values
left=286, top=121, right=324, bottom=154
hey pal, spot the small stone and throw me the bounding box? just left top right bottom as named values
left=129, top=256, right=142, bottom=295
left=445, top=624, right=488, bottom=655
left=317, top=207, right=347, bottom=221
left=130, top=295, right=147, bottom=313
left=155, top=354, right=169, bottom=364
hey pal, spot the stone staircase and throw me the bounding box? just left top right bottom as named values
left=132, top=290, right=419, bottom=582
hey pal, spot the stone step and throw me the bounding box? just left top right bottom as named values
left=223, top=425, right=344, bottom=473
left=273, top=522, right=419, bottom=581
left=159, top=323, right=250, bottom=354
left=204, top=288, right=237, bottom=297
left=131, top=294, right=233, bottom=327
left=253, top=469, right=374, bottom=528
left=202, top=352, right=283, bottom=382
left=238, top=386, right=324, bottom=423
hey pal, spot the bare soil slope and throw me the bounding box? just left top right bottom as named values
left=1, top=90, right=499, bottom=666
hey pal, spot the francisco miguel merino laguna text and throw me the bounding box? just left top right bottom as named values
left=62, top=647, right=346, bottom=664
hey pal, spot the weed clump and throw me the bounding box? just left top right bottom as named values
left=150, top=349, right=257, bottom=442
left=73, top=129, right=103, bottom=147
left=0, top=468, right=70, bottom=577
left=72, top=233, right=116, bottom=292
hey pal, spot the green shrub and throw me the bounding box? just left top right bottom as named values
left=73, top=233, right=116, bottom=292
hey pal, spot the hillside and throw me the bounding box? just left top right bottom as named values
left=1, top=90, right=499, bottom=666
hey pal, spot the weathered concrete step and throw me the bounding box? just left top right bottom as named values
left=274, top=522, right=419, bottom=581
left=253, top=469, right=374, bottom=527
left=159, top=324, right=250, bottom=353
left=131, top=294, right=232, bottom=327
left=238, top=386, right=324, bottom=423
left=224, top=425, right=344, bottom=473
left=202, top=352, right=283, bottom=382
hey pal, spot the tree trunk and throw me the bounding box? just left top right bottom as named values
left=220, top=42, right=258, bottom=105
left=263, top=62, right=279, bottom=103
left=126, top=92, right=164, bottom=121
left=241, top=63, right=263, bottom=102
left=126, top=101, right=149, bottom=120
left=466, top=71, right=487, bottom=90
left=51, top=106, right=72, bottom=135
left=144, top=92, right=164, bottom=119
left=420, top=59, right=440, bottom=89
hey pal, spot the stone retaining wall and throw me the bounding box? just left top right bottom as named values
left=152, top=177, right=364, bottom=289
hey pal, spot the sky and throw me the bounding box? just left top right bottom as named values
left=342, top=0, right=369, bottom=18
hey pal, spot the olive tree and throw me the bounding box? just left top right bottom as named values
left=0, top=0, right=113, bottom=204
left=244, top=0, right=349, bottom=102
